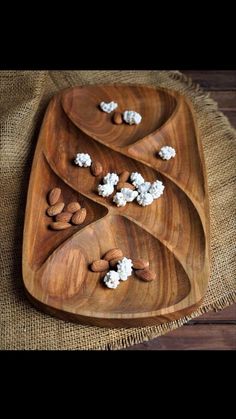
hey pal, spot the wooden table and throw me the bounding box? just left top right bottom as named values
left=125, top=71, right=236, bottom=350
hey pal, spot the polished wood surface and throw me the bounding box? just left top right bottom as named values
left=23, top=84, right=210, bottom=327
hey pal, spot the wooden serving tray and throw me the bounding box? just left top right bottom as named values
left=22, top=85, right=210, bottom=327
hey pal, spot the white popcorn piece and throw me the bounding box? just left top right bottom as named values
left=117, top=257, right=133, bottom=281
left=137, top=182, right=151, bottom=194
left=123, top=110, right=142, bottom=125
left=104, top=271, right=120, bottom=289
left=120, top=188, right=138, bottom=202
left=137, top=192, right=154, bottom=207
left=149, top=180, right=165, bottom=199
left=159, top=146, right=176, bottom=160
left=74, top=153, right=92, bottom=167
left=103, top=172, right=119, bottom=186
left=100, top=101, right=118, bottom=114
left=98, top=183, right=114, bottom=197
left=130, top=172, right=144, bottom=187
left=113, top=192, right=127, bottom=207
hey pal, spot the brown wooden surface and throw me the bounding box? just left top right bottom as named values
left=125, top=70, right=236, bottom=349
left=23, top=84, right=210, bottom=327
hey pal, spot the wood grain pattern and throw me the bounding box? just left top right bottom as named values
left=22, top=84, right=210, bottom=327
left=125, top=324, right=236, bottom=350
left=210, top=91, right=236, bottom=110
left=183, top=70, right=236, bottom=90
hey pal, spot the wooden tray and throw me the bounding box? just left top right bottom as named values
left=22, top=84, right=210, bottom=327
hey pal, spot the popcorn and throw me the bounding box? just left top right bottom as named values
left=98, top=183, right=114, bottom=197
left=103, top=172, right=119, bottom=186
left=117, top=257, right=133, bottom=281
left=74, top=153, right=92, bottom=167
left=137, top=192, right=154, bottom=207
left=104, top=271, right=120, bottom=289
left=137, top=182, right=151, bottom=194
left=100, top=101, right=118, bottom=114
left=123, top=110, right=142, bottom=125
left=149, top=180, right=165, bottom=199
left=120, top=188, right=138, bottom=202
left=113, top=192, right=127, bottom=207
left=159, top=146, right=176, bottom=160
left=130, top=172, right=144, bottom=187
left=103, top=258, right=133, bottom=289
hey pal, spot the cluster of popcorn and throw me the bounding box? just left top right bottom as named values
left=104, top=257, right=133, bottom=289
left=97, top=171, right=165, bottom=208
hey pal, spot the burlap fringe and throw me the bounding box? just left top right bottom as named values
left=93, top=71, right=236, bottom=350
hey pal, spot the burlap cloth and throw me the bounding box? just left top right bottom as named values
left=1, top=71, right=235, bottom=350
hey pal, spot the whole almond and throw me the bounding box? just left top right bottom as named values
left=119, top=170, right=130, bottom=183
left=55, top=211, right=72, bottom=223
left=109, top=258, right=122, bottom=267
left=135, top=268, right=156, bottom=282
left=116, top=181, right=135, bottom=191
left=48, top=187, right=61, bottom=205
left=91, top=259, right=109, bottom=272
left=91, top=161, right=103, bottom=177
left=133, top=258, right=150, bottom=270
left=103, top=248, right=123, bottom=261
left=113, top=111, right=123, bottom=125
left=50, top=221, right=72, bottom=230
left=65, top=202, right=81, bottom=213
left=47, top=202, right=65, bottom=217
left=71, top=208, right=87, bottom=225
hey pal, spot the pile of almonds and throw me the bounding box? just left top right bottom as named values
left=46, top=187, right=87, bottom=230
left=90, top=247, right=156, bottom=283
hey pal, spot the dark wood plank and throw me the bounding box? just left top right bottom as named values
left=125, top=325, right=236, bottom=350
left=209, top=91, right=236, bottom=110
left=182, top=71, right=236, bottom=91
left=188, top=304, right=236, bottom=323
left=222, top=111, right=236, bottom=128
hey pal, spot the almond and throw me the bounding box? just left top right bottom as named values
left=135, top=268, right=156, bottom=282
left=91, top=161, right=103, bottom=177
left=103, top=248, right=123, bottom=261
left=48, top=187, right=61, bottom=205
left=116, top=182, right=135, bottom=191
left=55, top=211, right=72, bottom=223
left=90, top=259, right=109, bottom=272
left=109, top=258, right=122, bottom=267
left=47, top=202, right=65, bottom=217
left=113, top=111, right=123, bottom=125
left=71, top=208, right=87, bottom=225
left=65, top=202, right=81, bottom=213
left=132, top=258, right=149, bottom=270
left=50, top=221, right=72, bottom=230
left=119, top=170, right=130, bottom=183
